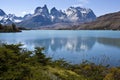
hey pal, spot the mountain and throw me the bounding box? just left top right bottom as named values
left=18, top=5, right=52, bottom=28
left=75, top=11, right=120, bottom=30
left=0, top=9, right=24, bottom=25
left=50, top=7, right=67, bottom=23
left=23, top=14, right=32, bottom=20
left=7, top=14, right=23, bottom=23
left=17, top=5, right=96, bottom=28
left=34, top=5, right=49, bottom=18
left=0, top=5, right=96, bottom=29
left=65, top=7, right=96, bottom=22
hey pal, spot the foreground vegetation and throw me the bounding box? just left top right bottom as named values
left=0, top=23, right=21, bottom=32
left=0, top=44, right=120, bottom=80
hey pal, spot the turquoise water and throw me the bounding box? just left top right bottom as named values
left=0, top=30, right=120, bottom=66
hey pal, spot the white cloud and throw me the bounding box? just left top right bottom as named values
left=78, top=0, right=89, bottom=4
left=21, top=10, right=34, bottom=16
left=22, top=11, right=27, bottom=15
left=74, top=0, right=89, bottom=7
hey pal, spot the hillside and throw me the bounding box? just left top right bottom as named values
left=75, top=11, right=120, bottom=30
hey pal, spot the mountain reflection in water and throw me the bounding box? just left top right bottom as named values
left=97, top=38, right=120, bottom=48
left=1, top=30, right=120, bottom=66
left=24, top=37, right=96, bottom=53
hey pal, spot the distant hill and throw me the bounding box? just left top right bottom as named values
left=74, top=11, right=120, bottom=30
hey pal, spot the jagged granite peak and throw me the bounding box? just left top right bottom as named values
left=50, top=7, right=67, bottom=22
left=34, top=4, right=49, bottom=17
left=34, top=7, right=42, bottom=14
left=75, top=7, right=96, bottom=19
left=0, top=9, right=6, bottom=16
left=50, top=7, right=59, bottom=15
left=66, top=7, right=82, bottom=22
left=18, top=5, right=52, bottom=28
left=23, top=14, right=32, bottom=20
left=43, top=4, right=47, bottom=9
left=50, top=7, right=66, bottom=17
left=85, top=9, right=96, bottom=22
left=65, top=6, right=96, bottom=22
left=75, top=7, right=96, bottom=22
left=7, top=14, right=23, bottom=23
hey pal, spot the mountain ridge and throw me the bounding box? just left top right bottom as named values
left=18, top=5, right=96, bottom=28
left=0, top=5, right=96, bottom=29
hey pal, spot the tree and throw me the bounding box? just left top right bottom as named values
left=12, top=23, right=17, bottom=31
left=0, top=23, right=3, bottom=30
left=34, top=47, right=51, bottom=65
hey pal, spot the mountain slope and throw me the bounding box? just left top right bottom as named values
left=76, top=11, right=120, bottom=30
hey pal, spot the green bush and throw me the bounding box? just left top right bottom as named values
left=0, top=43, right=120, bottom=80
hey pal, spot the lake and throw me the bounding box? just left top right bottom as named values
left=0, top=30, right=120, bottom=66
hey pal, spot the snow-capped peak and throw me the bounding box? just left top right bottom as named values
left=34, top=5, right=49, bottom=17
left=65, top=6, right=96, bottom=22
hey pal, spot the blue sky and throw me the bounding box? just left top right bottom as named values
left=0, top=0, right=120, bottom=17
